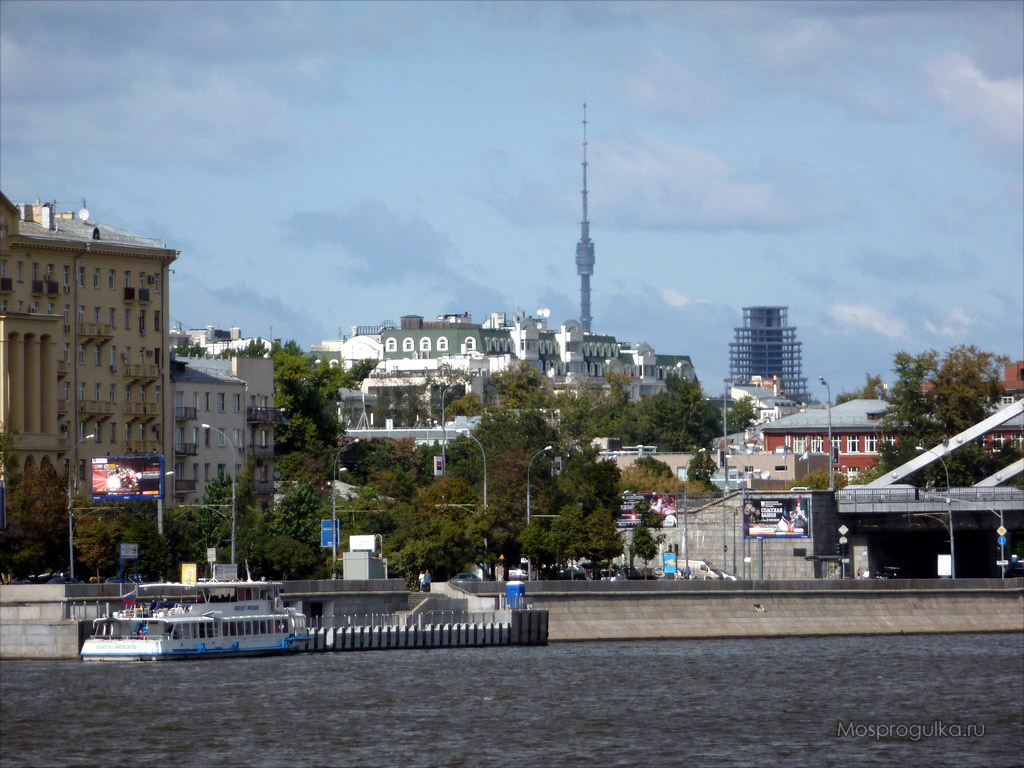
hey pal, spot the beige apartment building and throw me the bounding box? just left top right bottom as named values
left=1, top=193, right=178, bottom=487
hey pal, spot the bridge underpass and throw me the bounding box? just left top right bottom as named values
left=835, top=487, right=1023, bottom=579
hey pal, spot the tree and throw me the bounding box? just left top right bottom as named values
left=727, top=395, right=757, bottom=434
left=232, top=339, right=271, bottom=357
left=174, top=340, right=207, bottom=357
left=836, top=374, right=886, bottom=404
left=489, top=361, right=553, bottom=410
left=686, top=450, right=716, bottom=489
left=630, top=525, right=661, bottom=570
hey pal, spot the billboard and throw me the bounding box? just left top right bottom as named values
left=617, top=492, right=678, bottom=529
left=91, top=456, right=164, bottom=500
left=744, top=497, right=809, bottom=538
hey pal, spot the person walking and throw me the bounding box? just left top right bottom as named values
left=423, top=569, right=432, bottom=592
left=417, top=570, right=425, bottom=592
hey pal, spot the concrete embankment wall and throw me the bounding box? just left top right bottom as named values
left=509, top=579, right=1024, bottom=641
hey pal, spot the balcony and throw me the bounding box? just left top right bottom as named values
left=0, top=277, right=12, bottom=292
left=57, top=400, right=69, bottom=415
left=78, top=400, right=115, bottom=417
left=247, top=406, right=286, bottom=424
left=123, top=287, right=136, bottom=301
left=175, top=405, right=198, bottom=420
left=31, top=280, right=44, bottom=295
left=173, top=478, right=197, bottom=493
left=174, top=442, right=198, bottom=456
left=78, top=322, right=114, bottom=342
left=57, top=360, right=69, bottom=378
left=253, top=480, right=275, bottom=495
left=126, top=439, right=161, bottom=454
left=126, top=402, right=159, bottom=419
left=138, top=288, right=151, bottom=302
left=46, top=280, right=59, bottom=296
left=251, top=444, right=275, bottom=458
left=124, top=363, right=159, bottom=381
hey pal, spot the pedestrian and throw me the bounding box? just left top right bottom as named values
left=423, top=569, right=432, bottom=591
left=417, top=570, right=425, bottom=592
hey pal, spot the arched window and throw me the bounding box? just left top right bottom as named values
left=402, top=338, right=414, bottom=352
left=385, top=338, right=397, bottom=353
left=437, top=336, right=449, bottom=352
left=464, top=337, right=476, bottom=352
left=420, top=337, right=432, bottom=352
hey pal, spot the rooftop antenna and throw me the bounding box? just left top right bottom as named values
left=575, top=103, right=595, bottom=332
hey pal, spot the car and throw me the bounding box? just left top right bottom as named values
left=105, top=574, right=146, bottom=584
left=1004, top=561, right=1024, bottom=578
left=449, top=573, right=480, bottom=582
left=712, top=569, right=738, bottom=581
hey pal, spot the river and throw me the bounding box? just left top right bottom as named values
left=2, top=632, right=1022, bottom=767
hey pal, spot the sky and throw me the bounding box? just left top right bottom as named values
left=1, top=0, right=1021, bottom=398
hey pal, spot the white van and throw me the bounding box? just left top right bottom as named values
left=681, top=560, right=720, bottom=579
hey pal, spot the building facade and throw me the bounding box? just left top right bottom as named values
left=1, top=194, right=177, bottom=486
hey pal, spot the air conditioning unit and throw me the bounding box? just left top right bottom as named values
left=109, top=364, right=118, bottom=372
left=122, top=351, right=130, bottom=361
left=64, top=284, right=71, bottom=293
left=148, top=274, right=157, bottom=283
left=145, top=348, right=153, bottom=356
left=140, top=328, right=146, bottom=336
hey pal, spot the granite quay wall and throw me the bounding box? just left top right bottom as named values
left=479, top=578, right=1024, bottom=641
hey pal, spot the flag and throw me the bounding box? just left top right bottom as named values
left=122, top=591, right=137, bottom=606
left=799, top=451, right=809, bottom=461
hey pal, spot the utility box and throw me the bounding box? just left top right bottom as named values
left=506, top=580, right=525, bottom=609
left=342, top=550, right=386, bottom=580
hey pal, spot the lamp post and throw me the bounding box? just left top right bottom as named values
left=332, top=439, right=360, bottom=579
left=818, top=377, right=834, bottom=491
left=156, top=470, right=174, bottom=536
left=526, top=445, right=553, bottom=581
left=202, top=424, right=237, bottom=565
left=439, top=383, right=457, bottom=476
left=459, top=430, right=487, bottom=509
left=721, top=379, right=730, bottom=492
left=916, top=445, right=954, bottom=578
left=67, top=433, right=96, bottom=580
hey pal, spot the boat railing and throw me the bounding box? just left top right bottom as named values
left=309, top=609, right=507, bottom=631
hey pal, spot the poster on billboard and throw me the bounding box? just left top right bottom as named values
left=617, top=492, right=678, bottom=528
left=743, top=497, right=809, bottom=538
left=91, top=456, right=164, bottom=500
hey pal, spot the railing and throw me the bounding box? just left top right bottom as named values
left=251, top=445, right=274, bottom=458
left=78, top=400, right=115, bottom=416
left=253, top=480, right=275, bottom=494
left=173, top=478, right=197, bottom=492
left=126, top=439, right=161, bottom=453
left=308, top=609, right=507, bottom=631
left=124, top=363, right=159, bottom=380
left=56, top=360, right=69, bottom=377
left=247, top=406, right=285, bottom=424
left=174, top=405, right=197, bottom=420
left=126, top=402, right=159, bottom=417
left=174, top=442, right=198, bottom=456
left=78, top=322, right=115, bottom=340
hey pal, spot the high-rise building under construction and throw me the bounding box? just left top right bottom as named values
left=729, top=306, right=808, bottom=402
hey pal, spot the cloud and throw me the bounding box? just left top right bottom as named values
left=755, top=18, right=839, bottom=70
left=922, top=307, right=981, bottom=339
left=624, top=48, right=731, bottom=121
left=829, top=304, right=908, bottom=339
left=594, top=132, right=844, bottom=231
left=660, top=288, right=709, bottom=309
left=925, top=51, right=1024, bottom=153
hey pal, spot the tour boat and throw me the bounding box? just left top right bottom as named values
left=80, top=580, right=309, bottom=661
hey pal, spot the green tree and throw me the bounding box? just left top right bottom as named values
left=727, top=395, right=757, bottom=434
left=836, top=373, right=886, bottom=404
left=490, top=361, right=553, bottom=409
left=687, top=450, right=716, bottom=488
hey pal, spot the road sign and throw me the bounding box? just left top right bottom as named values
left=207, top=547, right=217, bottom=563
left=838, top=525, right=849, bottom=536
left=119, top=543, right=138, bottom=559
left=996, top=526, right=1007, bottom=536
left=723, top=544, right=728, bottom=554
left=321, top=519, right=339, bottom=548
left=997, top=535, right=1007, bottom=546
left=839, top=536, right=848, bottom=545
left=996, top=560, right=1009, bottom=566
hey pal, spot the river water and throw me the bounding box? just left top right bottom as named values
left=2, top=633, right=1022, bottom=768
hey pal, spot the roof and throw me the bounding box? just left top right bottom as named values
left=760, top=399, right=890, bottom=431
left=170, top=359, right=245, bottom=385
left=15, top=213, right=169, bottom=250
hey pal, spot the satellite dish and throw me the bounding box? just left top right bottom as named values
left=537, top=307, right=550, bottom=318
left=761, top=471, right=771, bottom=479
left=78, top=208, right=90, bottom=221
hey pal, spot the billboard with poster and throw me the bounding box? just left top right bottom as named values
left=744, top=496, right=809, bottom=538
left=617, top=492, right=678, bottom=529
left=91, top=456, right=164, bottom=500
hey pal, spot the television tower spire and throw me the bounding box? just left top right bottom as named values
left=575, top=103, right=595, bottom=332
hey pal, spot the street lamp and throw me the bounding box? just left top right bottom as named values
left=819, top=377, right=834, bottom=491
left=439, top=383, right=457, bottom=476
left=332, top=439, right=360, bottom=579
left=202, top=424, right=238, bottom=565
left=156, top=470, right=174, bottom=537
left=916, top=445, right=954, bottom=578
left=67, top=433, right=96, bottom=580
left=459, top=430, right=487, bottom=509
left=526, top=445, right=553, bottom=581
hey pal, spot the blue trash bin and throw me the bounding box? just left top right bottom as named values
left=506, top=580, right=525, bottom=609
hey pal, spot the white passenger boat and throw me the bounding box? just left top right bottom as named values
left=81, top=580, right=308, bottom=661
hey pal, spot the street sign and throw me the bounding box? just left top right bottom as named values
left=119, top=543, right=138, bottom=559
left=997, top=535, right=1007, bottom=546
left=996, top=526, right=1006, bottom=536
left=839, top=536, right=848, bottom=545
left=723, top=544, right=728, bottom=554
left=321, top=519, right=339, bottom=548
left=996, top=560, right=1009, bottom=566
left=207, top=547, right=217, bottom=563
left=838, top=525, right=849, bottom=536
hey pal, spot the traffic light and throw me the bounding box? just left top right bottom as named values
left=553, top=456, right=563, bottom=475
left=433, top=456, right=444, bottom=476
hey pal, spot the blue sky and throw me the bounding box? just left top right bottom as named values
left=2, top=0, right=1021, bottom=397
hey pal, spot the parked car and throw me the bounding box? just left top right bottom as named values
left=712, top=569, right=738, bottom=581
left=105, top=574, right=146, bottom=584
left=449, top=573, right=480, bottom=582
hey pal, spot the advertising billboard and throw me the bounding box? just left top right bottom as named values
left=617, top=492, right=678, bottom=529
left=743, top=497, right=809, bottom=538
left=91, top=456, right=164, bottom=500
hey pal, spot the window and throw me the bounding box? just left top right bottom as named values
left=204, top=428, right=210, bottom=447
left=152, top=274, right=160, bottom=293
left=125, top=385, right=131, bottom=403
left=218, top=463, right=226, bottom=475
left=63, top=265, right=70, bottom=288
left=138, top=309, right=145, bottom=332
left=78, top=305, right=85, bottom=322
left=233, top=393, right=241, bottom=412
left=205, top=393, right=210, bottom=411
left=234, top=428, right=242, bottom=447
left=218, top=393, right=226, bottom=412
left=154, top=310, right=161, bottom=331
left=124, top=309, right=131, bottom=330
left=155, top=386, right=161, bottom=404
left=95, top=383, right=101, bottom=401
left=140, top=385, right=147, bottom=402
left=109, top=383, right=116, bottom=402
left=64, top=305, right=69, bottom=326
left=420, top=337, right=432, bottom=352
left=793, top=436, right=807, bottom=453
left=402, top=338, right=414, bottom=352
left=437, top=337, right=449, bottom=352
left=217, top=430, right=226, bottom=447
left=125, top=423, right=132, bottom=441
left=109, top=269, right=116, bottom=289
left=464, top=337, right=476, bottom=352
left=811, top=435, right=823, bottom=453
left=124, top=270, right=131, bottom=288
left=110, top=422, right=117, bottom=442
left=847, top=435, right=860, bottom=453
left=93, top=268, right=100, bottom=288
left=79, top=381, right=86, bottom=399
left=47, top=302, right=54, bottom=315
left=865, top=435, right=878, bottom=453
left=78, top=266, right=85, bottom=287
left=94, top=345, right=101, bottom=365
left=260, top=429, right=268, bottom=447
left=385, top=338, right=397, bottom=353
left=992, top=434, right=1005, bottom=450
left=78, top=344, right=86, bottom=364
left=63, top=343, right=70, bottom=362
left=64, top=381, right=70, bottom=400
